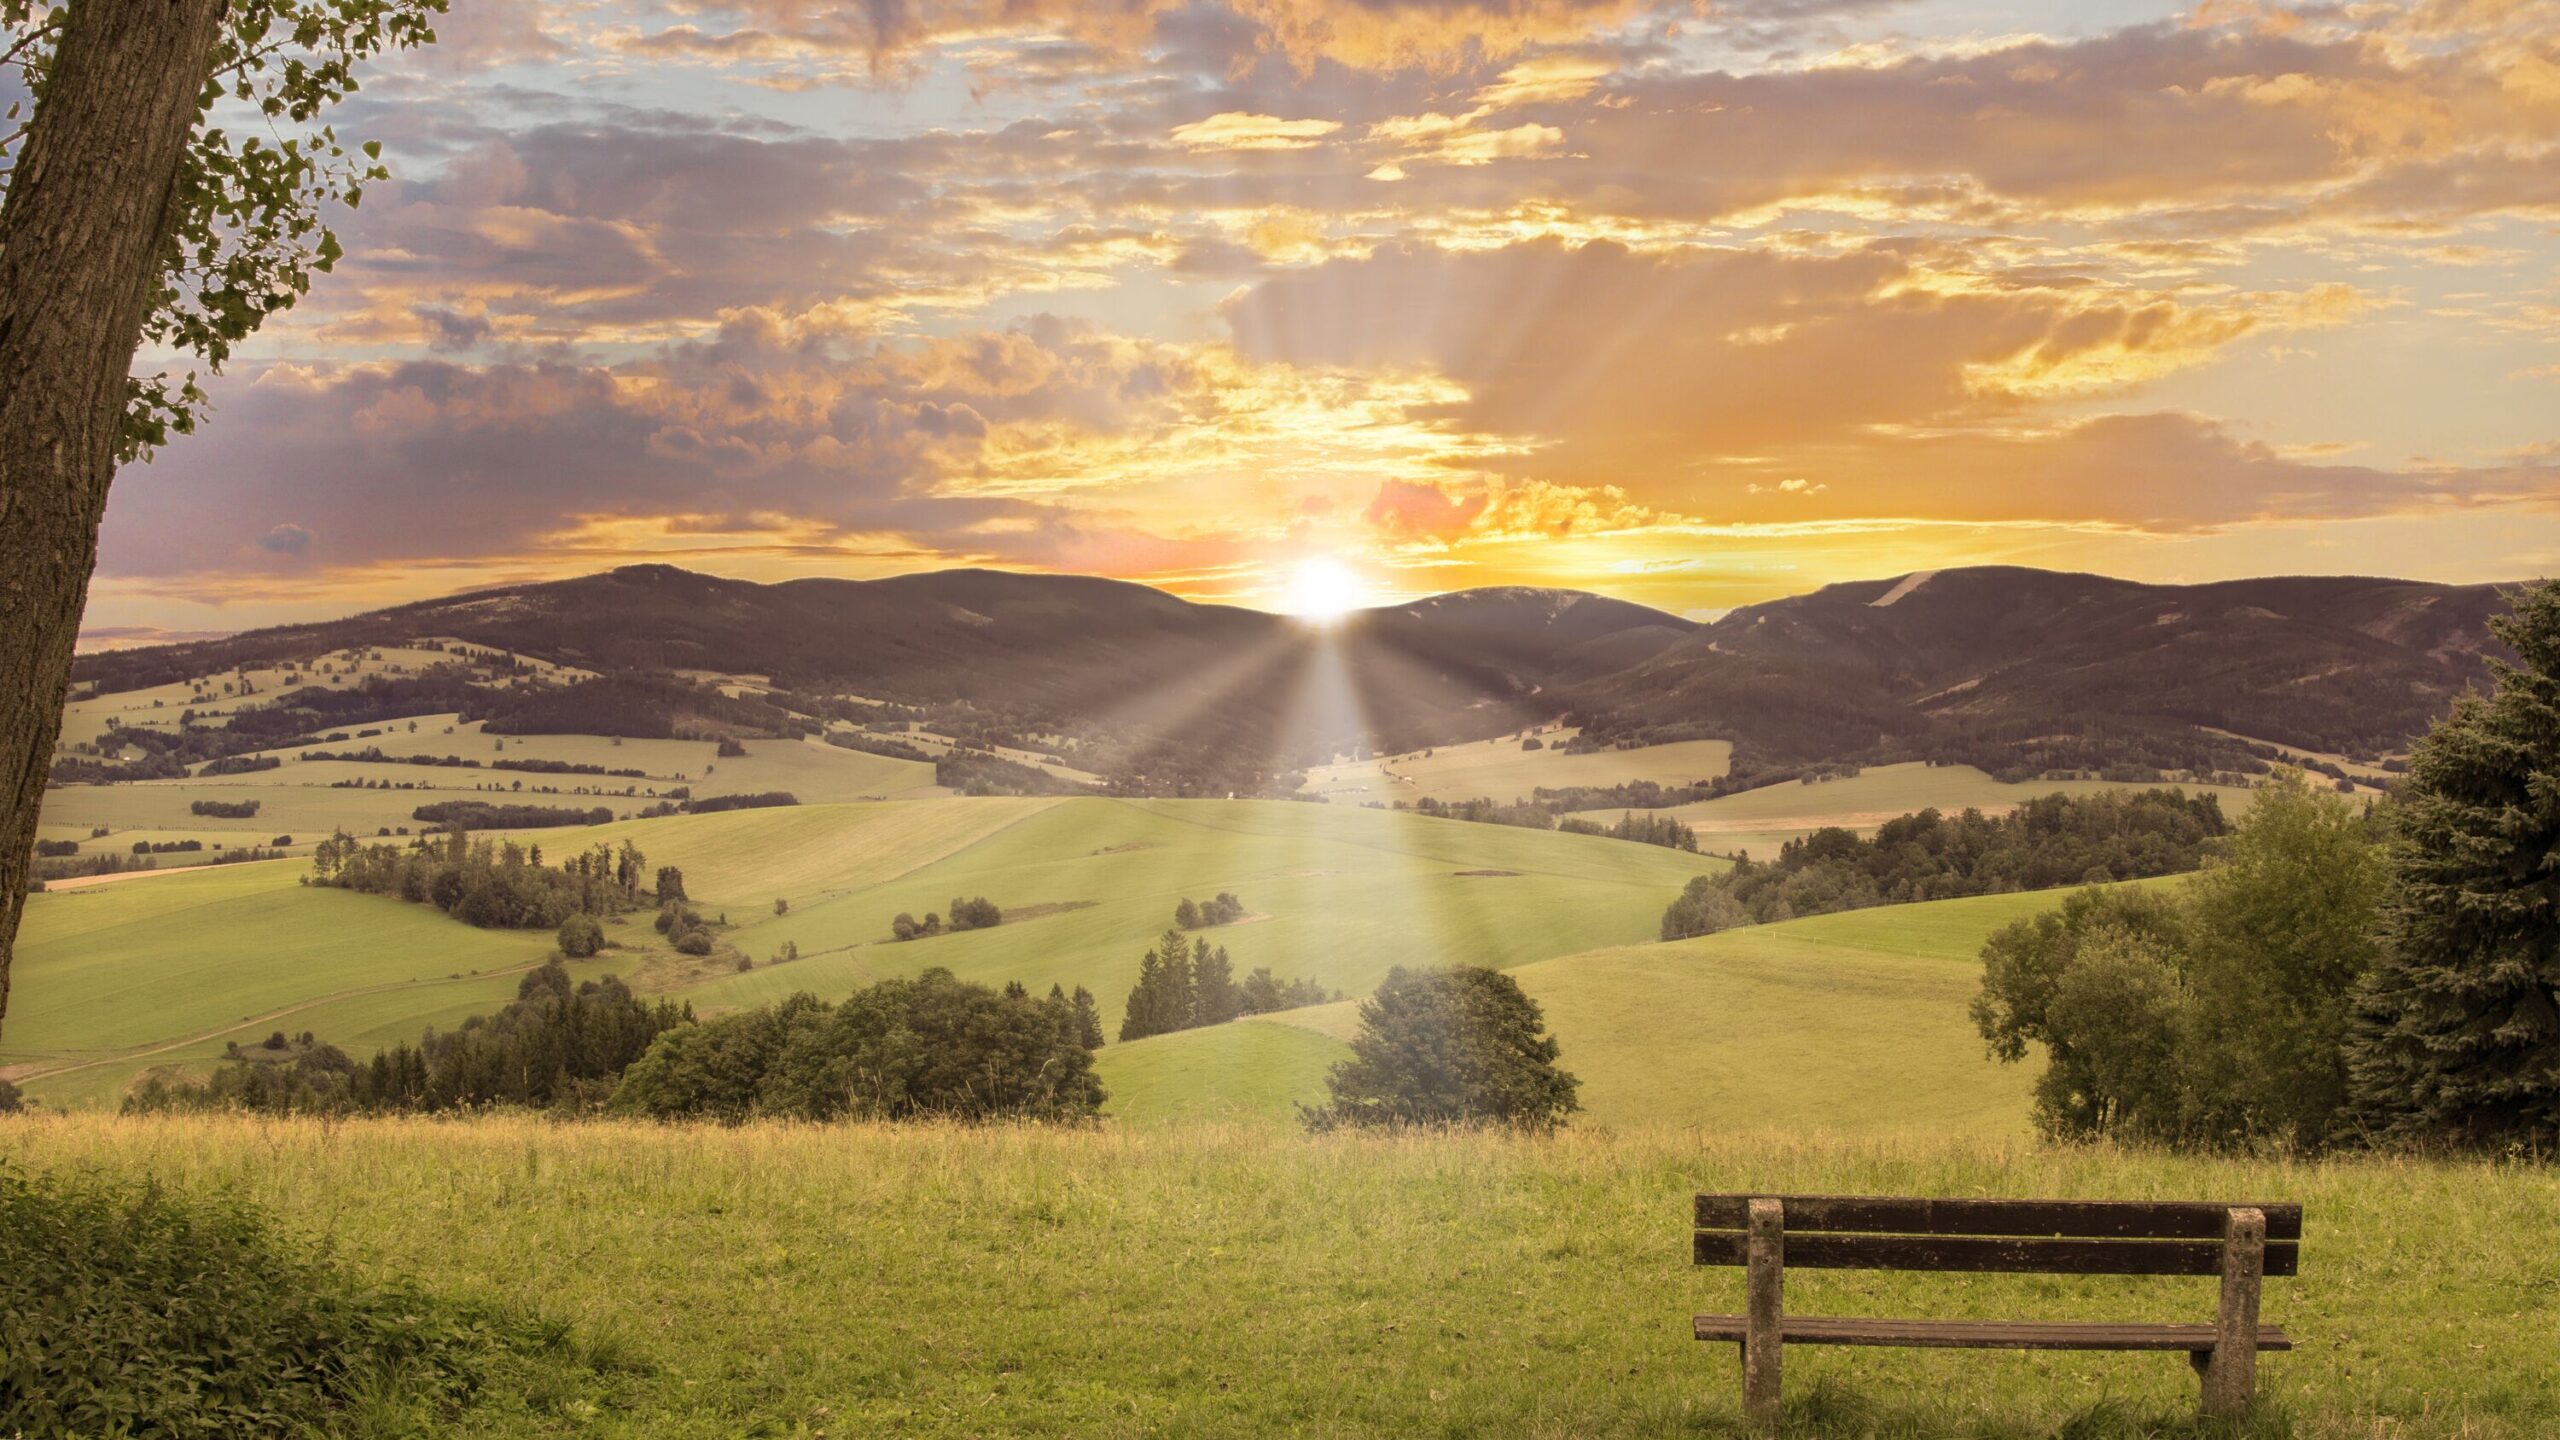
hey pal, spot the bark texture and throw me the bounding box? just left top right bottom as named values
left=0, top=0, right=229, bottom=1038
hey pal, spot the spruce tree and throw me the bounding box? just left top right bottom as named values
left=1071, top=986, right=1106, bottom=1049
left=1192, top=940, right=1238, bottom=1025
left=1306, top=965, right=1580, bottom=1131
left=2348, top=581, right=2560, bottom=1149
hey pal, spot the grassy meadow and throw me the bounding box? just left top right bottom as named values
left=2, top=798, right=1724, bottom=1110
left=6, top=1113, right=2553, bottom=1438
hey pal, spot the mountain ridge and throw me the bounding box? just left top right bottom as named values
left=67, top=562, right=2516, bottom=793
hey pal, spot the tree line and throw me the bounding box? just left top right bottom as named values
left=127, top=960, right=691, bottom=1116
left=1407, top=795, right=1700, bottom=851
left=1661, top=789, right=2227, bottom=938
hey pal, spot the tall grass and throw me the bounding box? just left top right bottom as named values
left=6, top=1114, right=2551, bottom=1437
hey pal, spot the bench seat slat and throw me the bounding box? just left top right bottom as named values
left=1694, top=1231, right=2300, bottom=1277
left=1694, top=1194, right=2303, bottom=1241
left=1692, top=1315, right=2294, bottom=1352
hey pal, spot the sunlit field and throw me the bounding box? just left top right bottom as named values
left=1302, top=729, right=1735, bottom=807
left=1602, top=763, right=2269, bottom=860
left=6, top=1114, right=2552, bottom=1439
left=4, top=798, right=1722, bottom=1109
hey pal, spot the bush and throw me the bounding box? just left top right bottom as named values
left=674, top=930, right=714, bottom=957
left=558, top=913, right=606, bottom=958
left=0, top=1163, right=540, bottom=1435
left=0, top=1078, right=20, bottom=1114
left=1306, top=966, right=1580, bottom=1132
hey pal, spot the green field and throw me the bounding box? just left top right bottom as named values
left=1605, top=762, right=2267, bottom=859
left=36, top=722, right=944, bottom=856
left=1098, top=885, right=2140, bottom=1131
left=3, top=798, right=1723, bottom=1109
left=1304, top=728, right=1734, bottom=806
left=7, top=1113, right=2552, bottom=1438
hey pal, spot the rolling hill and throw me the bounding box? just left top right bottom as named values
left=59, top=563, right=2515, bottom=797
left=3, top=797, right=1722, bottom=1107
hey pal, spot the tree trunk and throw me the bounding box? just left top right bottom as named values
left=0, top=0, right=229, bottom=1039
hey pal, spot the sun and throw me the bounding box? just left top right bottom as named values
left=1283, top=557, right=1371, bottom=623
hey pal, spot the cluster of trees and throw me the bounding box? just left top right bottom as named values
left=1557, top=810, right=1700, bottom=852
left=1972, top=776, right=2383, bottom=1149
left=936, top=749, right=1091, bottom=797
left=32, top=839, right=78, bottom=858
left=609, top=969, right=1104, bottom=1123
left=678, top=791, right=796, bottom=815
left=892, top=896, right=1002, bottom=941
left=655, top=901, right=719, bottom=957
left=410, top=801, right=613, bottom=830
left=125, top=962, right=690, bottom=1116
left=1531, top=779, right=1718, bottom=813
left=1661, top=790, right=2228, bottom=939
left=1977, top=583, right=2560, bottom=1152
left=188, top=799, right=261, bottom=819
left=1304, top=966, right=1580, bottom=1132
left=197, top=754, right=281, bottom=776
left=1118, top=928, right=1338, bottom=1042
left=311, top=830, right=650, bottom=930
left=826, top=731, right=932, bottom=762
left=1174, top=893, right=1245, bottom=928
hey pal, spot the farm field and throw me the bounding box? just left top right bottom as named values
left=8, top=1113, right=2553, bottom=1438
left=36, top=724, right=945, bottom=856
left=1302, top=728, right=1734, bottom=806
left=2, top=798, right=1722, bottom=1110
left=1600, top=762, right=2267, bottom=859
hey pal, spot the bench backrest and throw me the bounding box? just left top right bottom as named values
left=1694, top=1194, right=2303, bottom=1276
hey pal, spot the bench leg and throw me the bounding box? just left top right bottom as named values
left=1743, top=1198, right=1783, bottom=1429
left=2200, top=1206, right=2265, bottom=1419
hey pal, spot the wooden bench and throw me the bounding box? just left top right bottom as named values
left=1691, top=1193, right=2301, bottom=1426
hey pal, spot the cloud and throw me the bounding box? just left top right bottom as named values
left=257, top=524, right=316, bottom=556
left=1171, top=113, right=1345, bottom=151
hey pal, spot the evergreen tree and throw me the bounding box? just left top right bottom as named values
left=1070, top=985, right=1106, bottom=1049
left=1192, top=939, right=1238, bottom=1025
left=1175, top=897, right=1202, bottom=929
left=1306, top=966, right=1579, bottom=1131
left=2349, top=581, right=2560, bottom=1149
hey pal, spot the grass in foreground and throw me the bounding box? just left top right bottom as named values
left=4, top=1115, right=2551, bottom=1438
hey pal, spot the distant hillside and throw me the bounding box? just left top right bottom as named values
left=67, top=563, right=2515, bottom=793
left=1567, top=566, right=2511, bottom=779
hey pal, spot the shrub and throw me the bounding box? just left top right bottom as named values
left=0, top=1079, right=20, bottom=1114
left=674, top=930, right=714, bottom=957
left=0, top=1163, right=540, bottom=1435
left=558, top=913, right=606, bottom=958
left=1306, top=966, right=1580, bottom=1132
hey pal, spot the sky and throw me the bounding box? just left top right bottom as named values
left=69, top=0, right=2560, bottom=637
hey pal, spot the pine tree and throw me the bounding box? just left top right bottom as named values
left=1071, top=986, right=1106, bottom=1049
left=1192, top=939, right=1238, bottom=1025
left=2348, top=580, right=2560, bottom=1149
left=1306, top=965, right=1580, bottom=1131
left=1119, top=943, right=1167, bottom=1042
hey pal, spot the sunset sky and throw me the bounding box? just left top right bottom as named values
left=78, top=0, right=2560, bottom=638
